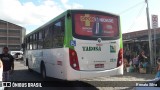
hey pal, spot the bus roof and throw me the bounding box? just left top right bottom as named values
left=70, top=9, right=119, bottom=16
left=25, top=9, right=119, bottom=38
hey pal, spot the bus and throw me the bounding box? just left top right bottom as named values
left=23, top=9, right=123, bottom=80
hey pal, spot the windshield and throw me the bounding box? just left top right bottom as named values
left=73, top=13, right=119, bottom=39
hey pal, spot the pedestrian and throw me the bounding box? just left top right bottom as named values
left=125, top=50, right=131, bottom=63
left=138, top=50, right=148, bottom=73
left=123, top=58, right=129, bottom=71
left=138, top=51, right=147, bottom=63
left=0, top=59, right=3, bottom=81
left=132, top=55, right=139, bottom=72
left=0, top=47, right=14, bottom=81
left=138, top=51, right=148, bottom=67
left=155, top=58, right=160, bottom=78
left=0, top=59, right=4, bottom=90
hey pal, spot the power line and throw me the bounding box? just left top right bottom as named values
left=128, top=3, right=146, bottom=31
left=119, top=1, right=144, bottom=15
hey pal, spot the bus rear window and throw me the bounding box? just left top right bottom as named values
left=74, top=14, right=119, bottom=38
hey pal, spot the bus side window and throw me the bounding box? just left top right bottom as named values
left=60, top=18, right=65, bottom=47
left=53, top=18, right=65, bottom=48
left=32, top=34, right=36, bottom=50
left=53, top=22, right=59, bottom=48
left=52, top=24, right=56, bottom=48
left=36, top=32, right=38, bottom=49
left=38, top=31, right=43, bottom=49
left=29, top=35, right=33, bottom=50
left=26, top=38, right=29, bottom=50
left=61, top=19, right=65, bottom=33
left=43, top=27, right=53, bottom=49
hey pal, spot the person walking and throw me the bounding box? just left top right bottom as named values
left=0, top=59, right=3, bottom=81
left=138, top=50, right=150, bottom=74
left=0, top=59, right=4, bottom=90
left=0, top=47, right=14, bottom=81
left=132, top=55, right=139, bottom=72
left=155, top=58, right=160, bottom=78
left=138, top=51, right=147, bottom=63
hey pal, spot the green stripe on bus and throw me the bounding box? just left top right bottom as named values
left=64, top=12, right=74, bottom=49
left=119, top=19, right=123, bottom=49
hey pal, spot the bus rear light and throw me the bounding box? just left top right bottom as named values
left=71, top=52, right=76, bottom=56
left=69, top=49, right=80, bottom=70
left=117, top=49, right=123, bottom=67
left=73, top=63, right=77, bottom=67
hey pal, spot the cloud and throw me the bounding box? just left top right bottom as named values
left=0, top=0, right=63, bottom=26
left=61, top=0, right=68, bottom=4
left=132, top=16, right=147, bottom=31
left=72, top=3, right=83, bottom=9
left=0, top=0, right=83, bottom=33
left=60, top=0, right=83, bottom=9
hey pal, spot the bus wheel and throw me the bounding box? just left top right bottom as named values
left=28, top=65, right=32, bottom=72
left=27, top=60, right=32, bottom=72
left=41, top=63, right=46, bottom=80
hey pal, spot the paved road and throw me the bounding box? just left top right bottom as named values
left=7, top=61, right=155, bottom=90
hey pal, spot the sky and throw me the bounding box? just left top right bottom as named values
left=0, top=0, right=159, bottom=34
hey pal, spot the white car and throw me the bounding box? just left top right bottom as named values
left=10, top=51, right=23, bottom=60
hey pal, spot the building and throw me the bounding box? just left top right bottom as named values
left=123, top=28, right=160, bottom=66
left=123, top=28, right=160, bottom=41
left=0, top=19, right=26, bottom=51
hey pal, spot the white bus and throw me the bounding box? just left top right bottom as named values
left=23, top=10, right=123, bottom=80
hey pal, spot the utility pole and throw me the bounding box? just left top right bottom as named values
left=145, top=0, right=153, bottom=69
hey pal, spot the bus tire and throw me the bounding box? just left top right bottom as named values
left=27, top=59, right=32, bottom=72
left=28, top=66, right=32, bottom=72
left=41, top=62, right=47, bottom=80
left=26, top=59, right=28, bottom=66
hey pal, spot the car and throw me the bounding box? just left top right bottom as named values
left=14, top=52, right=23, bottom=60
left=10, top=51, right=23, bottom=61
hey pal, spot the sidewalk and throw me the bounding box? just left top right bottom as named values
left=122, top=71, right=155, bottom=80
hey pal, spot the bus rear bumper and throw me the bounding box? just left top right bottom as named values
left=80, top=65, right=123, bottom=79
left=67, top=65, right=123, bottom=81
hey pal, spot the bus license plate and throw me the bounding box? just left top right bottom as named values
left=95, top=64, right=104, bottom=68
